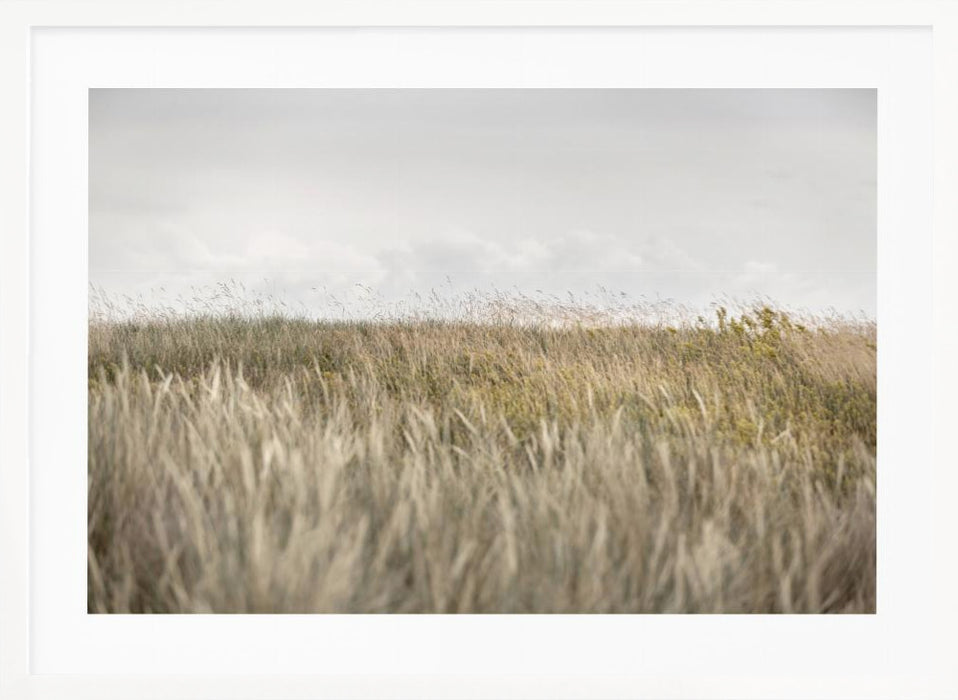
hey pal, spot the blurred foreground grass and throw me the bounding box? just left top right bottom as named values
left=88, top=306, right=876, bottom=613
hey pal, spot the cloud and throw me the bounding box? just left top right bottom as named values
left=89, top=89, right=875, bottom=317
left=90, top=223, right=874, bottom=319
left=370, top=228, right=653, bottom=300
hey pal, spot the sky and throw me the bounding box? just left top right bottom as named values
left=89, top=89, right=876, bottom=319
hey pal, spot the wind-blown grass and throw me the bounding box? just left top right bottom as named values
left=88, top=303, right=876, bottom=613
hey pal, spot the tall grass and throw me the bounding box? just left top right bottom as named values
left=88, top=301, right=876, bottom=613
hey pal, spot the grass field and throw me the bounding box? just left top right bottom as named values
left=88, top=304, right=876, bottom=613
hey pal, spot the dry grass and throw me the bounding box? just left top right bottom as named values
left=88, top=303, right=876, bottom=613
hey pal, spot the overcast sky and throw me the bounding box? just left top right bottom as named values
left=90, top=89, right=876, bottom=318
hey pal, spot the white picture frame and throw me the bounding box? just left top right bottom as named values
left=2, top=2, right=957, bottom=699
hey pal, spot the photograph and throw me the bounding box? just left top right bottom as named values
left=87, top=88, right=877, bottom=614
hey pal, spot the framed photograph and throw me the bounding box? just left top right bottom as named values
left=2, top=2, right=956, bottom=698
